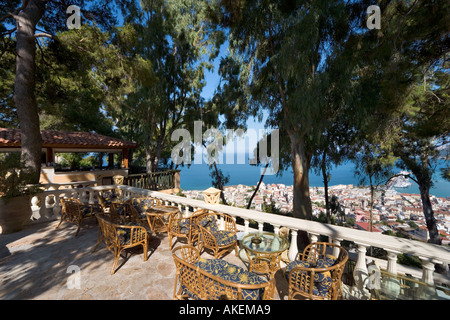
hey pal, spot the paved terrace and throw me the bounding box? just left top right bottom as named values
left=0, top=219, right=288, bottom=300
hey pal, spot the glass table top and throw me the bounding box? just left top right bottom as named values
left=241, top=232, right=289, bottom=254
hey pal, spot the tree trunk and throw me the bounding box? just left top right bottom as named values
left=212, top=161, right=228, bottom=206
left=290, top=134, right=312, bottom=220
left=369, top=176, right=374, bottom=233
left=14, top=0, right=46, bottom=183
left=321, top=151, right=330, bottom=223
left=289, top=132, right=312, bottom=251
left=419, top=183, right=441, bottom=245
left=247, top=163, right=269, bottom=209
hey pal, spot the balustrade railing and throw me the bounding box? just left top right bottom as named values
left=30, top=183, right=450, bottom=300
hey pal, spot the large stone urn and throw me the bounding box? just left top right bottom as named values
left=0, top=195, right=33, bottom=234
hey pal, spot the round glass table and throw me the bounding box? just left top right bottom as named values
left=145, top=205, right=179, bottom=233
left=240, top=232, right=289, bottom=277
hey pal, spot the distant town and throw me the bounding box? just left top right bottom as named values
left=182, top=182, right=450, bottom=245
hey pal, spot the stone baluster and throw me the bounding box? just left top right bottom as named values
left=352, top=243, right=370, bottom=299
left=420, top=257, right=439, bottom=285
left=273, top=224, right=280, bottom=235
left=39, top=194, right=47, bottom=220
left=53, top=193, right=62, bottom=217
left=309, top=232, right=319, bottom=243
left=386, top=250, right=400, bottom=275
left=88, top=190, right=95, bottom=204
left=244, top=219, right=250, bottom=233
left=258, top=221, right=264, bottom=233
left=331, top=238, right=342, bottom=258
left=288, top=229, right=298, bottom=261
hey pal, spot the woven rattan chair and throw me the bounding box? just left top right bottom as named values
left=97, top=188, right=121, bottom=211
left=92, top=214, right=149, bottom=274
left=168, top=209, right=208, bottom=249
left=285, top=242, right=348, bottom=300
left=172, top=245, right=275, bottom=300
left=128, top=197, right=162, bottom=225
left=56, top=198, right=103, bottom=236
left=195, top=211, right=238, bottom=259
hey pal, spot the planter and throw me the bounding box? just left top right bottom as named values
left=0, top=195, right=33, bottom=234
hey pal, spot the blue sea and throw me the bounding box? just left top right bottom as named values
left=178, top=157, right=450, bottom=198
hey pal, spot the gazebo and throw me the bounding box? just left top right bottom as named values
left=0, top=128, right=139, bottom=185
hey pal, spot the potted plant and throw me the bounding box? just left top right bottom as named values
left=0, top=153, right=41, bottom=234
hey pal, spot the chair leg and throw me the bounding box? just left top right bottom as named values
left=75, top=223, right=81, bottom=236
left=55, top=215, right=65, bottom=229
left=111, top=248, right=122, bottom=275
left=143, top=242, right=148, bottom=261
left=92, top=235, right=103, bottom=253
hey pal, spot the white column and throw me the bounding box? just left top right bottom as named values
left=309, top=233, right=319, bottom=243
left=258, top=222, right=263, bottom=233
left=386, top=250, right=399, bottom=275
left=88, top=191, right=95, bottom=204
left=288, top=229, right=298, bottom=261
left=273, top=225, right=280, bottom=235
left=420, top=257, right=438, bottom=285
left=331, top=238, right=342, bottom=258
left=353, top=243, right=370, bottom=299
left=244, top=219, right=249, bottom=233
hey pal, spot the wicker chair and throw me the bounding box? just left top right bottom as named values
left=56, top=198, right=103, bottom=236
left=92, top=213, right=150, bottom=274
left=97, top=188, right=121, bottom=211
left=172, top=245, right=275, bottom=300
left=285, top=242, right=348, bottom=300
left=195, top=211, right=238, bottom=259
left=128, top=197, right=162, bottom=224
left=168, top=209, right=208, bottom=249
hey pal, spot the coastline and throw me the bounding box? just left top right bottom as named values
left=178, top=160, right=450, bottom=198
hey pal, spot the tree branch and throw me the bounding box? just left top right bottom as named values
left=1, top=28, right=17, bottom=37
left=33, top=32, right=55, bottom=40
left=0, top=0, right=30, bottom=23
left=385, top=172, right=419, bottom=186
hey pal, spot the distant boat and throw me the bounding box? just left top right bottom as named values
left=391, top=171, right=413, bottom=188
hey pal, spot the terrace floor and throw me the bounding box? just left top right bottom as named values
left=0, top=219, right=289, bottom=300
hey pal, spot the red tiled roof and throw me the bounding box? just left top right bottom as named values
left=355, top=221, right=382, bottom=233
left=0, top=128, right=138, bottom=149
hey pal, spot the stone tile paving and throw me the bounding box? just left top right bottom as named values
left=0, top=219, right=287, bottom=300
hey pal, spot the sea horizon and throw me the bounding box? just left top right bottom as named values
left=178, top=159, right=450, bottom=199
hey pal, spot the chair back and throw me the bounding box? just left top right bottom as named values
left=172, top=245, right=275, bottom=300
left=129, top=197, right=161, bottom=219
left=289, top=242, right=348, bottom=300
left=96, top=214, right=120, bottom=250
left=60, top=198, right=82, bottom=223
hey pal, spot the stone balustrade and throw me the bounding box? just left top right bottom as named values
left=30, top=183, right=450, bottom=299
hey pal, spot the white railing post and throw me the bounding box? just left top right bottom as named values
left=244, top=219, right=249, bottom=233
left=352, top=243, right=370, bottom=299
left=420, top=258, right=438, bottom=285
left=258, top=221, right=264, bottom=233
left=386, top=250, right=399, bottom=275
left=273, top=224, right=280, bottom=235
left=288, top=229, right=298, bottom=261
left=309, top=233, right=319, bottom=243
left=331, top=238, right=342, bottom=258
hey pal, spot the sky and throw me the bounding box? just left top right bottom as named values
left=200, top=41, right=268, bottom=132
